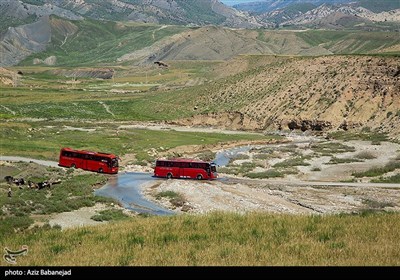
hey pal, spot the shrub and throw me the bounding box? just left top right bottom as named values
left=91, top=209, right=129, bottom=222
left=355, top=151, right=377, bottom=160
left=245, top=169, right=283, bottom=179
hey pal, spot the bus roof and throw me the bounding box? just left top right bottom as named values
left=61, top=147, right=117, bottom=158
left=156, top=158, right=211, bottom=164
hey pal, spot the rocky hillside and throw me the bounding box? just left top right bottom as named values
left=8, top=0, right=259, bottom=28
left=234, top=0, right=400, bottom=28
left=0, top=0, right=82, bottom=34
left=2, top=15, right=399, bottom=67
left=233, top=0, right=353, bottom=13
left=278, top=4, right=400, bottom=28
left=175, top=55, right=400, bottom=138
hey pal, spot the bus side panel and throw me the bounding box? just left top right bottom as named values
left=155, top=167, right=180, bottom=178
left=183, top=168, right=194, bottom=179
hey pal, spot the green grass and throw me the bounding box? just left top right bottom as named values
left=371, top=174, right=400, bottom=184
left=326, top=157, right=363, bottom=165
left=245, top=169, right=283, bottom=179
left=20, top=18, right=187, bottom=67
left=273, top=157, right=310, bottom=168
left=0, top=121, right=272, bottom=162
left=296, top=30, right=400, bottom=53
left=156, top=191, right=182, bottom=200
left=91, top=209, right=130, bottom=222
left=2, top=212, right=400, bottom=265
left=156, top=191, right=186, bottom=208
left=0, top=162, right=113, bottom=238
left=311, top=142, right=356, bottom=155
left=328, top=131, right=390, bottom=142
left=218, top=162, right=257, bottom=175
left=352, top=161, right=400, bottom=178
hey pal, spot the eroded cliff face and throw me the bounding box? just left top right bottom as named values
left=175, top=56, right=400, bottom=139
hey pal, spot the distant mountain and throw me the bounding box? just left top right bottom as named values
left=233, top=0, right=352, bottom=14
left=252, top=1, right=400, bottom=28
left=0, top=0, right=82, bottom=34
left=277, top=3, right=400, bottom=28
left=8, top=0, right=261, bottom=28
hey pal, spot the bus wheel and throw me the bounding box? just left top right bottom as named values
left=71, top=164, right=76, bottom=169
left=167, top=173, right=172, bottom=179
left=98, top=168, right=103, bottom=173
left=197, top=174, right=203, bottom=180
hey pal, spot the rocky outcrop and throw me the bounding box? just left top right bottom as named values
left=173, top=112, right=263, bottom=131
left=33, top=56, right=57, bottom=66
left=286, top=119, right=332, bottom=131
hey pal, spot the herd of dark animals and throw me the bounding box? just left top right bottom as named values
left=4, top=175, right=61, bottom=191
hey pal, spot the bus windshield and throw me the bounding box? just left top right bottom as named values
left=111, top=158, right=119, bottom=168
left=210, top=164, right=217, bottom=172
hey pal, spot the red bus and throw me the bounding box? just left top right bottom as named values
left=58, top=148, right=119, bottom=174
left=154, top=159, right=217, bottom=180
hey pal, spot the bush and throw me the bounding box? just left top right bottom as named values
left=245, top=169, right=283, bottom=179
left=353, top=161, right=400, bottom=178
left=371, top=174, right=400, bottom=184
left=91, top=209, right=129, bottom=222
left=0, top=216, right=33, bottom=239
left=156, top=191, right=186, bottom=208
left=327, top=157, right=362, bottom=165
left=355, top=151, right=377, bottom=160
left=273, top=157, right=310, bottom=168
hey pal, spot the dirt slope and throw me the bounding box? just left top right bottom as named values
left=176, top=55, right=400, bottom=139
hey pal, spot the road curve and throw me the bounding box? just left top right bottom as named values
left=0, top=156, right=60, bottom=168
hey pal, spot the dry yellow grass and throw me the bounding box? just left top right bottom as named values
left=1, top=212, right=400, bottom=266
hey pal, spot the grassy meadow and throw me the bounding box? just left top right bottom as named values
left=1, top=212, right=399, bottom=266
left=0, top=121, right=273, bottom=162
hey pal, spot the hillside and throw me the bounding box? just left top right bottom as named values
left=173, top=55, right=400, bottom=139
left=1, top=18, right=187, bottom=67
left=2, top=18, right=398, bottom=67
left=234, top=1, right=400, bottom=28
left=233, top=0, right=353, bottom=13
left=12, top=0, right=260, bottom=28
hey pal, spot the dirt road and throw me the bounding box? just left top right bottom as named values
left=0, top=156, right=60, bottom=168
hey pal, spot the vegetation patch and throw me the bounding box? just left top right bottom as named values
left=328, top=131, right=389, bottom=142
left=352, top=161, right=400, bottom=178
left=311, top=142, right=355, bottom=155
left=218, top=162, right=257, bottom=176
left=91, top=209, right=130, bottom=222
left=273, top=157, right=311, bottom=168
left=0, top=162, right=112, bottom=235
left=371, top=174, right=400, bottom=184
left=245, top=169, right=283, bottom=179
left=326, top=157, right=363, bottom=165
left=2, top=212, right=400, bottom=265
left=156, top=191, right=186, bottom=208
left=354, top=151, right=377, bottom=160
left=362, top=199, right=395, bottom=209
